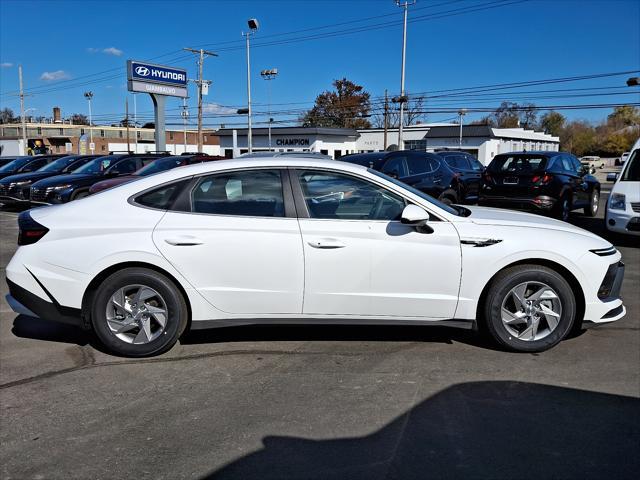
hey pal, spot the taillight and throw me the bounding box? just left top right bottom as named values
left=17, top=211, right=49, bottom=245
left=532, top=174, right=553, bottom=185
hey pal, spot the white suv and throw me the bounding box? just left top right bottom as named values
left=606, top=139, right=640, bottom=236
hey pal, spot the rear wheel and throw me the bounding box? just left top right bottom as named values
left=438, top=189, right=458, bottom=205
left=584, top=188, right=599, bottom=217
left=554, top=194, right=571, bottom=222
left=91, top=268, right=188, bottom=357
left=483, top=265, right=576, bottom=352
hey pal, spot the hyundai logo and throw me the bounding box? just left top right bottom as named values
left=134, top=66, right=150, bottom=76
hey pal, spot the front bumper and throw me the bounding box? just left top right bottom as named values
left=606, top=207, right=640, bottom=236
left=6, top=278, right=84, bottom=327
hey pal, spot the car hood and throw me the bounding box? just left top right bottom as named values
left=463, top=205, right=605, bottom=242
left=0, top=171, right=59, bottom=185
left=31, top=173, right=99, bottom=188
left=611, top=180, right=640, bottom=200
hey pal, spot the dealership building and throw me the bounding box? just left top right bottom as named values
left=218, top=124, right=559, bottom=165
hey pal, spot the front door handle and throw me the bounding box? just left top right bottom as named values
left=308, top=238, right=346, bottom=249
left=164, top=236, right=204, bottom=246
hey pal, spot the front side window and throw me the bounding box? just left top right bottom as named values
left=621, top=150, right=639, bottom=181
left=297, top=170, right=405, bottom=221
left=192, top=169, right=284, bottom=217
left=109, top=158, right=138, bottom=175
left=381, top=156, right=408, bottom=178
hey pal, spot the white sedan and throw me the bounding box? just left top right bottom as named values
left=5, top=158, right=626, bottom=356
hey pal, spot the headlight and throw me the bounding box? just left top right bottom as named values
left=13, top=180, right=32, bottom=186
left=609, top=193, right=626, bottom=210
left=50, top=184, right=72, bottom=190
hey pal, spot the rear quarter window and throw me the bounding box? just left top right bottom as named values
left=134, top=180, right=189, bottom=210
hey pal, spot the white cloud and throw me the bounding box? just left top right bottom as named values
left=86, top=47, right=99, bottom=53
left=1, top=62, right=13, bottom=68
left=203, top=103, right=236, bottom=115
left=40, top=70, right=70, bottom=81
left=103, top=47, right=123, bottom=56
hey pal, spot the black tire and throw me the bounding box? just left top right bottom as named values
left=584, top=188, right=599, bottom=217
left=438, top=189, right=458, bottom=205
left=483, top=265, right=576, bottom=352
left=91, top=268, right=188, bottom=357
left=554, top=194, right=571, bottom=222
left=72, top=190, right=90, bottom=201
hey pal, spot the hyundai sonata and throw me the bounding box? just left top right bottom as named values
left=5, top=158, right=625, bottom=356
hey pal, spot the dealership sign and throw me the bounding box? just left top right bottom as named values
left=127, top=60, right=188, bottom=98
left=276, top=138, right=310, bottom=146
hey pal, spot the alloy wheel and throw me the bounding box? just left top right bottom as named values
left=500, top=281, right=563, bottom=341
left=591, top=191, right=599, bottom=215
left=105, top=284, right=168, bottom=344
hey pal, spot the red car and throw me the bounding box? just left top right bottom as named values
left=88, top=154, right=223, bottom=194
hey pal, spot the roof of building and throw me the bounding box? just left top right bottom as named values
left=422, top=125, right=559, bottom=142
left=216, top=127, right=359, bottom=137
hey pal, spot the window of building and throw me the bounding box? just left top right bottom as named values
left=297, top=170, right=405, bottom=221
left=100, top=130, right=105, bottom=138
left=334, top=150, right=342, bottom=158
left=119, top=130, right=123, bottom=138
left=81, top=128, right=85, bottom=135
left=191, top=170, right=285, bottom=217
left=137, top=131, right=141, bottom=139
left=101, top=145, right=106, bottom=151
left=59, top=128, right=64, bottom=135
left=320, top=149, right=328, bottom=156
left=37, top=127, right=42, bottom=135
left=224, top=149, right=233, bottom=159
left=169, top=132, right=174, bottom=140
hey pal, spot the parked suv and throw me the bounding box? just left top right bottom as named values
left=606, top=138, right=640, bottom=236
left=89, top=154, right=222, bottom=194
left=479, top=151, right=600, bottom=221
left=0, top=154, right=65, bottom=181
left=378, top=150, right=481, bottom=204
left=30, top=153, right=168, bottom=204
left=0, top=155, right=99, bottom=205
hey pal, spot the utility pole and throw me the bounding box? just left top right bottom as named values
left=18, top=65, right=27, bottom=155
left=183, top=47, right=218, bottom=153
left=133, top=94, right=138, bottom=153
left=396, top=0, right=414, bottom=151
left=383, top=89, right=389, bottom=151
left=458, top=109, right=466, bottom=149
left=125, top=98, right=130, bottom=152
left=244, top=19, right=259, bottom=153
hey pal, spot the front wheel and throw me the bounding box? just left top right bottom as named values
left=91, top=268, right=188, bottom=357
left=483, top=265, right=576, bottom=352
left=584, top=189, right=599, bottom=217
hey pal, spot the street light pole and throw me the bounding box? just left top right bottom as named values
left=244, top=18, right=259, bottom=153
left=84, top=91, right=94, bottom=153
left=396, top=0, right=414, bottom=151
left=18, top=65, right=27, bottom=155
left=458, top=109, right=466, bottom=149
left=261, top=68, right=278, bottom=151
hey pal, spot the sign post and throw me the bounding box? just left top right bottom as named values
left=127, top=60, right=188, bottom=153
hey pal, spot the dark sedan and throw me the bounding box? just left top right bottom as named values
left=479, top=151, right=601, bottom=221
left=30, top=153, right=167, bottom=204
left=0, top=155, right=99, bottom=205
left=0, top=154, right=65, bottom=181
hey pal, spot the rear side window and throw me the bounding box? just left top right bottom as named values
left=407, top=156, right=430, bottom=175
left=135, top=180, right=188, bottom=210
left=444, top=155, right=469, bottom=170
left=191, top=169, right=284, bottom=217
left=22, top=158, right=48, bottom=172
left=381, top=156, right=408, bottom=178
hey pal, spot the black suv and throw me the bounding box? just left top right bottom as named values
left=479, top=151, right=600, bottom=221
left=30, top=153, right=168, bottom=204
left=0, top=154, right=66, bottom=181
left=0, top=155, right=99, bottom=205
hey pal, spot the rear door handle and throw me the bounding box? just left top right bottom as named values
left=164, top=236, right=204, bottom=246
left=308, top=238, right=346, bottom=249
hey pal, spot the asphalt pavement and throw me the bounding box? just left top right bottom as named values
left=1, top=169, right=638, bottom=480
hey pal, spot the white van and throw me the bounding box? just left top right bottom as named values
left=606, top=138, right=640, bottom=236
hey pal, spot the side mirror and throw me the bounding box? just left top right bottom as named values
left=401, top=204, right=433, bottom=234
left=607, top=172, right=619, bottom=182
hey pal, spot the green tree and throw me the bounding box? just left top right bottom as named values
left=562, top=120, right=596, bottom=156
left=539, top=111, right=565, bottom=137
left=607, top=105, right=640, bottom=129
left=302, top=78, right=371, bottom=129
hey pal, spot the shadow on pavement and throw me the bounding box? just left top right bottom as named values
left=206, top=381, right=640, bottom=480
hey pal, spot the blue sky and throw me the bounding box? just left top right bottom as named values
left=1, top=0, right=639, bottom=129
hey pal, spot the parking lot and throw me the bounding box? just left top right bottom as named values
left=0, top=168, right=638, bottom=480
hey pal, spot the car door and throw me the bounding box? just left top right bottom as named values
left=458, top=155, right=483, bottom=201
left=293, top=169, right=461, bottom=318
left=152, top=168, right=304, bottom=315
left=403, top=153, right=437, bottom=194
left=380, top=154, right=409, bottom=179
left=568, top=154, right=590, bottom=206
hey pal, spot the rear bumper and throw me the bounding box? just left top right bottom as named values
left=6, top=278, right=84, bottom=328
left=478, top=195, right=557, bottom=212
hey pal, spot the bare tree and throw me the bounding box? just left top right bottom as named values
left=371, top=94, right=426, bottom=128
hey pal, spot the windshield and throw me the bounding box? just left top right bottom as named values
left=621, top=150, right=639, bottom=181
left=38, top=156, right=78, bottom=173
left=73, top=155, right=119, bottom=174
left=488, top=155, right=548, bottom=174
left=368, top=169, right=460, bottom=216
left=135, top=157, right=186, bottom=176
left=0, top=156, right=32, bottom=173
